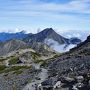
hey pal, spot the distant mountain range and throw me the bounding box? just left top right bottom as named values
left=0, top=28, right=81, bottom=53
left=0, top=31, right=28, bottom=41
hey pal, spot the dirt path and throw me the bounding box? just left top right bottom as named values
left=23, top=64, right=48, bottom=90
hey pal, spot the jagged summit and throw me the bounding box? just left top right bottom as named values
left=23, top=28, right=82, bottom=52
left=39, top=28, right=55, bottom=34
left=24, top=28, right=68, bottom=44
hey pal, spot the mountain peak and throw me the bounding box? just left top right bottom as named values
left=43, top=28, right=54, bottom=31
left=24, top=28, right=69, bottom=46
left=42, top=28, right=55, bottom=34
left=16, top=30, right=26, bottom=34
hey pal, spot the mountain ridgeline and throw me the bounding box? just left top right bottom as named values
left=44, top=35, right=90, bottom=90
left=24, top=28, right=69, bottom=44
left=0, top=28, right=89, bottom=90
left=70, top=35, right=90, bottom=54
left=0, top=31, right=28, bottom=41
left=0, top=39, right=30, bottom=56
left=0, top=28, right=81, bottom=56
left=23, top=28, right=81, bottom=52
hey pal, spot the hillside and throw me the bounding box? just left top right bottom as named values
left=46, top=35, right=90, bottom=90
left=0, top=39, right=30, bottom=56
left=0, top=29, right=83, bottom=90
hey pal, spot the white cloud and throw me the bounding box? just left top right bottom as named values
left=0, top=0, right=90, bottom=34
left=44, top=38, right=76, bottom=52
left=1, top=0, right=90, bottom=16
left=59, top=29, right=90, bottom=40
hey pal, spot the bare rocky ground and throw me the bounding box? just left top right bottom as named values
left=0, top=48, right=57, bottom=90
left=0, top=67, right=40, bottom=90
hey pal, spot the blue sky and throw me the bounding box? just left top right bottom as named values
left=0, top=0, right=90, bottom=37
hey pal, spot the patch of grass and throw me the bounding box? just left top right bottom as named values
left=40, top=61, right=48, bottom=67
left=31, top=52, right=42, bottom=63
left=9, top=56, right=20, bottom=65
left=12, top=83, right=17, bottom=90
left=0, top=65, right=6, bottom=71
left=40, top=54, right=61, bottom=67
left=0, top=58, right=6, bottom=62
left=34, top=59, right=43, bottom=63
left=53, top=54, right=60, bottom=58
left=13, top=70, right=23, bottom=75
left=0, top=66, right=31, bottom=74
left=31, top=52, right=41, bottom=60
left=7, top=66, right=31, bottom=72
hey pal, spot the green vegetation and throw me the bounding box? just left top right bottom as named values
left=31, top=52, right=41, bottom=59
left=53, top=54, right=61, bottom=58
left=0, top=65, right=6, bottom=71
left=0, top=66, right=31, bottom=74
left=40, top=54, right=61, bottom=67
left=34, top=59, right=43, bottom=63
left=40, top=60, right=48, bottom=67
left=9, top=56, right=19, bottom=65
left=31, top=52, right=42, bottom=63
left=13, top=70, right=23, bottom=75
left=12, top=82, right=17, bottom=90
left=0, top=57, right=6, bottom=62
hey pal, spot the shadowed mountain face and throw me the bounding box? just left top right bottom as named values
left=24, top=28, right=81, bottom=52
left=24, top=28, right=69, bottom=44
left=69, top=37, right=81, bottom=44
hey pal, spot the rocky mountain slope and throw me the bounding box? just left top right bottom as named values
left=0, top=44, right=57, bottom=90
left=0, top=39, right=30, bottom=56
left=22, top=35, right=89, bottom=90
left=24, top=28, right=69, bottom=44
left=70, top=35, right=90, bottom=55
left=24, top=28, right=81, bottom=52
left=0, top=34, right=88, bottom=90
left=0, top=38, right=56, bottom=57
left=0, top=29, right=83, bottom=90
left=45, top=35, right=90, bottom=90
